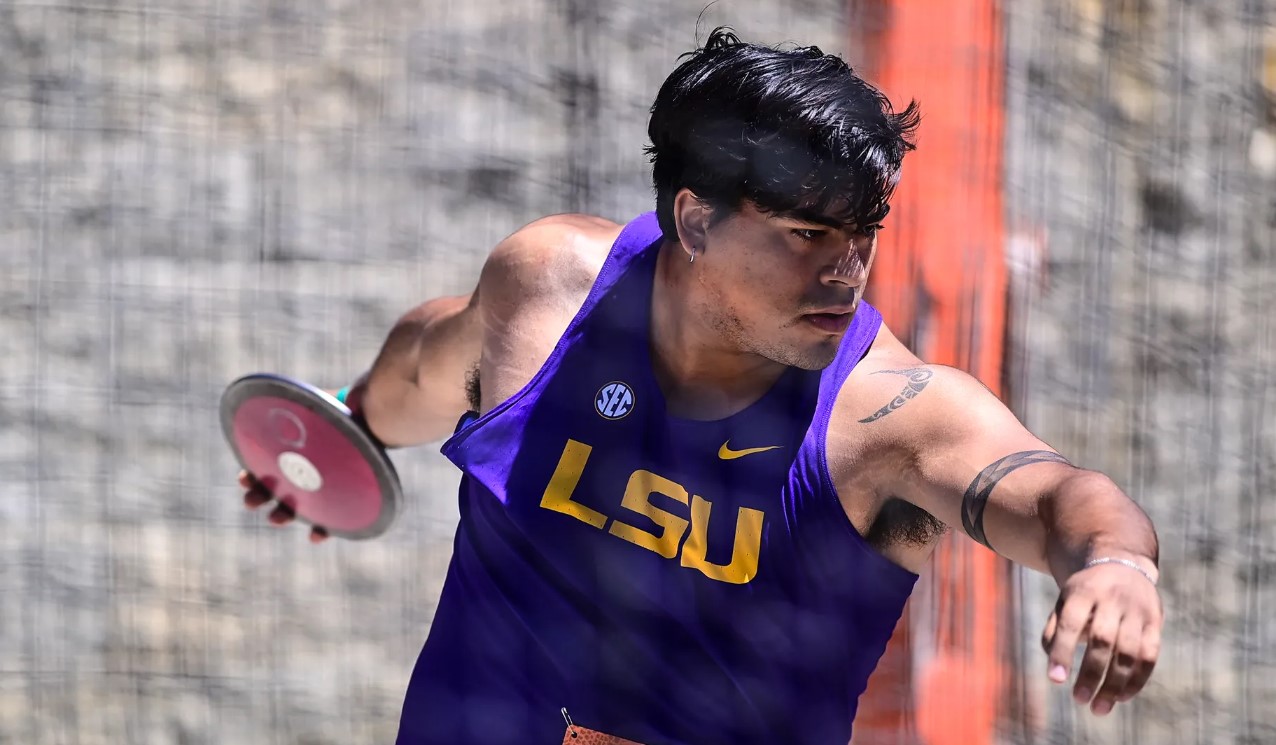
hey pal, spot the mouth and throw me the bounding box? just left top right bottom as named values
left=802, top=310, right=854, bottom=334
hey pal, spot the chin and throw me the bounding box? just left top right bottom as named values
left=773, top=339, right=840, bottom=371
left=801, top=344, right=841, bottom=370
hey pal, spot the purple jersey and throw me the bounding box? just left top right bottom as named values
left=397, top=213, right=917, bottom=745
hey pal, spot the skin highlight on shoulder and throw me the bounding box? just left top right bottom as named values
left=483, top=214, right=621, bottom=297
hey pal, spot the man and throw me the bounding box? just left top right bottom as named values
left=239, top=29, right=1163, bottom=745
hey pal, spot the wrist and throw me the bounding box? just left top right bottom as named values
left=333, top=372, right=371, bottom=413
left=1082, top=550, right=1159, bottom=585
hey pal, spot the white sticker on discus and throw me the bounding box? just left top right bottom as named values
left=278, top=451, right=323, bottom=492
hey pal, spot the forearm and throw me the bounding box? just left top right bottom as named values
left=1039, top=470, right=1160, bottom=587
left=355, top=292, right=480, bottom=448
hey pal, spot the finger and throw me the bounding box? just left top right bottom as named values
left=1041, top=612, right=1068, bottom=683
left=268, top=501, right=297, bottom=526
left=243, top=483, right=272, bottom=510
left=1042, top=611, right=1058, bottom=650
left=1117, top=622, right=1162, bottom=703
left=309, top=526, right=329, bottom=544
left=1073, top=606, right=1122, bottom=707
left=1091, top=616, right=1142, bottom=715
left=1045, top=595, right=1094, bottom=688
left=237, top=470, right=256, bottom=490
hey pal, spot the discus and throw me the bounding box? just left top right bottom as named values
left=219, top=373, right=401, bottom=540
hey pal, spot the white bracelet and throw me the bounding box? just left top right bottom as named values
left=1084, top=557, right=1157, bottom=586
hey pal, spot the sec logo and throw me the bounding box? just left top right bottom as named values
left=595, top=381, right=635, bottom=420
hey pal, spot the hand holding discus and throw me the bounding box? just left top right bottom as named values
left=220, top=374, right=403, bottom=542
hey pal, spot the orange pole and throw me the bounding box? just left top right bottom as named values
left=851, top=2, right=1011, bottom=744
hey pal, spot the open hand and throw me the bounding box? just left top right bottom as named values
left=1041, top=558, right=1163, bottom=715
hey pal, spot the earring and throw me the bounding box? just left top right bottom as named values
left=689, top=246, right=697, bottom=264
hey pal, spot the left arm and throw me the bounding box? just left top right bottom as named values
left=851, top=356, right=1163, bottom=716
left=903, top=371, right=1159, bottom=584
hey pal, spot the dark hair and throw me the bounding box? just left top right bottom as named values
left=646, top=28, right=920, bottom=240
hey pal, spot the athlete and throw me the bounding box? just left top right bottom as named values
left=237, top=30, right=1163, bottom=745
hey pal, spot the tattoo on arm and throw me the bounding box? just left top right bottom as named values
left=858, top=368, right=934, bottom=424
left=961, top=450, right=1072, bottom=550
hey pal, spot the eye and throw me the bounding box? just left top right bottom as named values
left=791, top=228, right=825, bottom=242
left=859, top=224, right=884, bottom=238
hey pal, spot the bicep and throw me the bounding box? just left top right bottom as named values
left=886, top=368, right=1073, bottom=573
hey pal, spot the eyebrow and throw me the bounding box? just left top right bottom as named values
left=776, top=210, right=845, bottom=229
left=777, top=204, right=891, bottom=230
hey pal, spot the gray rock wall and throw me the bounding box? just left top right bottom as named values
left=0, top=3, right=850, bottom=743
left=1004, top=1, right=1276, bottom=743
left=3, top=0, right=1274, bottom=743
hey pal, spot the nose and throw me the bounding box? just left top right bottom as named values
left=821, top=241, right=870, bottom=288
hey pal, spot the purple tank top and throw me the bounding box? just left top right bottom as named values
left=397, top=213, right=918, bottom=745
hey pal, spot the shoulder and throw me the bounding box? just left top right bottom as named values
left=835, top=324, right=997, bottom=436
left=827, top=321, right=1021, bottom=465
left=480, top=213, right=622, bottom=302
left=468, top=214, right=627, bottom=408
left=822, top=323, right=997, bottom=540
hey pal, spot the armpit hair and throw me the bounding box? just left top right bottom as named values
left=464, top=365, right=481, bottom=413
left=865, top=498, right=949, bottom=549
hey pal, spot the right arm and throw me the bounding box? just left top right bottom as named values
left=241, top=214, right=614, bottom=536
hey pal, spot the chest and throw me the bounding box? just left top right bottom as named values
left=516, top=431, right=790, bottom=587
left=474, top=315, right=931, bottom=568
left=489, top=325, right=816, bottom=579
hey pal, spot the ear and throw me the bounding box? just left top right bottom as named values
left=671, top=189, right=711, bottom=257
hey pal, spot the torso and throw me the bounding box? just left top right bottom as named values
left=473, top=213, right=945, bottom=576
left=407, top=212, right=919, bottom=744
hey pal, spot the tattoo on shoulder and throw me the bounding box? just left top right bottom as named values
left=961, top=450, right=1071, bottom=550
left=857, top=367, right=934, bottom=424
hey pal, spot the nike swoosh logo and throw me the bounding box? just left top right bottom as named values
left=718, top=441, right=783, bottom=460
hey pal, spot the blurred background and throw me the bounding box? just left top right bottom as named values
left=1, top=0, right=1273, bottom=743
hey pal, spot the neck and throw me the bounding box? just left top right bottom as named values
left=648, top=242, right=788, bottom=420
